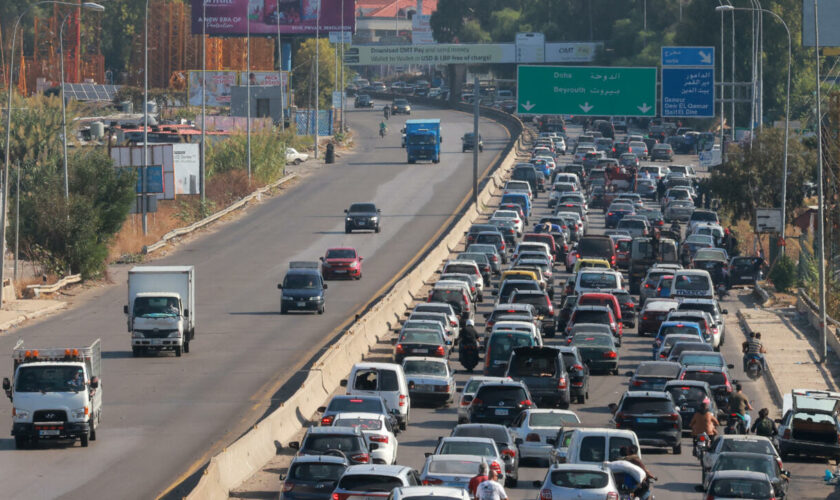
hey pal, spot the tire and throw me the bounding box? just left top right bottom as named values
left=505, top=476, right=517, bottom=487
left=673, top=442, right=682, bottom=454
left=184, top=340, right=190, bottom=354
left=280, top=305, right=287, bottom=315
left=14, top=435, right=27, bottom=450
left=345, top=226, right=352, bottom=234
left=80, top=433, right=89, bottom=447
left=175, top=346, right=182, bottom=357
left=90, top=420, right=97, bottom=441
left=318, top=305, right=325, bottom=315
left=375, top=225, right=381, bottom=233
left=132, top=347, right=141, bottom=357
left=295, top=159, right=302, bottom=165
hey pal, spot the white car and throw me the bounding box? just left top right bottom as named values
left=402, top=357, right=455, bottom=406
left=285, top=147, right=309, bottom=165
left=509, top=409, right=581, bottom=461
left=458, top=376, right=507, bottom=423
left=490, top=210, right=524, bottom=235
left=392, top=486, right=469, bottom=500
left=418, top=455, right=486, bottom=490
left=535, top=463, right=621, bottom=500
left=332, top=412, right=399, bottom=464
left=434, top=436, right=506, bottom=482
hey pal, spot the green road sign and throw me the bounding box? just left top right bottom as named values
left=517, top=65, right=657, bottom=116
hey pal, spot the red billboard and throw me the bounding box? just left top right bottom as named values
left=191, top=0, right=355, bottom=36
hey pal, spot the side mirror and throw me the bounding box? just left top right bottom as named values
left=514, top=438, right=523, bottom=445
left=184, top=309, right=190, bottom=318
left=782, top=469, right=791, bottom=478
left=727, top=364, right=735, bottom=369
left=278, top=473, right=286, bottom=481
left=546, top=438, right=556, bottom=446
left=340, top=379, right=348, bottom=387
left=344, top=209, right=348, bottom=213
left=532, top=480, right=543, bottom=488
left=123, top=305, right=129, bottom=314
left=463, top=395, right=473, bottom=403
left=625, top=371, right=634, bottom=377
left=288, top=441, right=300, bottom=450
left=90, top=377, right=99, bottom=389
left=424, top=452, right=432, bottom=458
left=377, top=209, right=382, bottom=213
left=774, top=418, right=783, bottom=424
left=608, top=403, right=618, bottom=414
left=317, top=406, right=326, bottom=413
left=369, top=443, right=379, bottom=451
left=359, top=257, right=363, bottom=261
left=277, top=284, right=283, bottom=289
left=2, top=378, right=9, bottom=391
left=391, top=408, right=400, bottom=415
left=390, top=338, right=398, bottom=345
left=322, top=284, right=328, bottom=290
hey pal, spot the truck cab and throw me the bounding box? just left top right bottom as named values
left=3, top=339, right=102, bottom=449
left=278, top=261, right=327, bottom=314
left=404, top=119, right=442, bottom=164
left=125, top=266, right=196, bottom=357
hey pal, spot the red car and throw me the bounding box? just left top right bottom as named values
left=320, top=247, right=363, bottom=279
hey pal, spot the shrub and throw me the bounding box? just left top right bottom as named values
left=769, top=254, right=797, bottom=293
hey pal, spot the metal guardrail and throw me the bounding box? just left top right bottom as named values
left=26, top=274, right=82, bottom=297
left=143, top=173, right=298, bottom=255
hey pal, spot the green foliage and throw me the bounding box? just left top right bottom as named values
left=707, top=128, right=816, bottom=223
left=769, top=254, right=797, bottom=292
left=13, top=150, right=135, bottom=279
left=1, top=94, right=68, bottom=166
left=293, top=38, right=347, bottom=110
left=205, top=129, right=287, bottom=184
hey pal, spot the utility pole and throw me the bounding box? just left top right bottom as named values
left=340, top=0, right=346, bottom=132
left=730, top=8, right=736, bottom=140
left=247, top=6, right=252, bottom=184
left=472, top=77, right=479, bottom=208
left=276, top=0, right=284, bottom=132
left=201, top=0, right=206, bottom=204
left=813, top=0, right=828, bottom=363
left=314, top=0, right=320, bottom=158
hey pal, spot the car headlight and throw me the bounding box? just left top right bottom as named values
left=308, top=296, right=321, bottom=301
left=13, top=409, right=29, bottom=420
left=168, top=330, right=181, bottom=338
left=132, top=331, right=145, bottom=339
left=282, top=295, right=293, bottom=300
left=71, top=407, right=88, bottom=420
left=349, top=262, right=358, bottom=268
left=346, top=217, right=352, bottom=221
left=371, top=216, right=379, bottom=221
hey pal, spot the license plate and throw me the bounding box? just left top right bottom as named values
left=335, top=270, right=347, bottom=274
left=39, top=429, right=61, bottom=436
left=297, top=301, right=306, bottom=307
left=636, top=417, right=658, bottom=423
left=412, top=348, right=426, bottom=353
left=415, top=384, right=433, bottom=391
left=741, top=275, right=752, bottom=279
left=495, top=409, right=509, bottom=416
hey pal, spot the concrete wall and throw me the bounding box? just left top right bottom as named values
left=231, top=86, right=285, bottom=123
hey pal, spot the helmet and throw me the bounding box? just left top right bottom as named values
left=466, top=319, right=475, bottom=327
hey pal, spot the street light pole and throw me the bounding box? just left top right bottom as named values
left=143, top=0, right=150, bottom=235
left=813, top=0, right=828, bottom=363
left=201, top=0, right=206, bottom=204
left=247, top=4, right=252, bottom=184
left=60, top=13, right=71, bottom=201
left=314, top=0, right=320, bottom=159
left=3, top=0, right=103, bottom=307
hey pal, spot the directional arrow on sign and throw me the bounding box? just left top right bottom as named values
left=699, top=50, right=712, bottom=64
left=521, top=101, right=536, bottom=111
left=637, top=103, right=652, bottom=114
left=579, top=102, right=593, bottom=113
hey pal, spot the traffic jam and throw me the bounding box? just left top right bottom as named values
left=277, top=119, right=823, bottom=500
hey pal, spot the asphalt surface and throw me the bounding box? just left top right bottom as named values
left=386, top=126, right=838, bottom=500
left=0, top=101, right=509, bottom=500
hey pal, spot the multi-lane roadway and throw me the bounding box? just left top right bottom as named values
left=0, top=102, right=509, bottom=500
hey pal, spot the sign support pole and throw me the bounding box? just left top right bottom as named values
left=472, top=76, right=479, bottom=209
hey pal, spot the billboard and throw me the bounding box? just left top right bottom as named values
left=188, top=71, right=237, bottom=107
left=239, top=71, right=288, bottom=87
left=543, top=43, right=599, bottom=63
left=344, top=42, right=599, bottom=66
left=190, top=0, right=354, bottom=36
left=412, top=14, right=433, bottom=45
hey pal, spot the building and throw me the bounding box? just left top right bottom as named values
left=353, top=0, right=438, bottom=44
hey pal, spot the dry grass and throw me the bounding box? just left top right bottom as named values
left=15, top=274, right=59, bottom=299
left=731, top=218, right=803, bottom=263
left=108, top=201, right=181, bottom=260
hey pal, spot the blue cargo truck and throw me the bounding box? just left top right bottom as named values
left=404, top=119, right=441, bottom=164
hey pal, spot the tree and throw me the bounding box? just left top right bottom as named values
left=708, top=127, right=816, bottom=223
left=293, top=37, right=346, bottom=110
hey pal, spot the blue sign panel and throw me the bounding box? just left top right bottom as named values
left=662, top=68, right=715, bottom=118
left=661, top=46, right=715, bottom=67
left=136, top=165, right=164, bottom=194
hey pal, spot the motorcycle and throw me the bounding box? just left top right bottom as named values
left=379, top=127, right=387, bottom=138
left=745, top=355, right=763, bottom=380
left=693, top=432, right=711, bottom=459
left=459, top=342, right=479, bottom=372
left=716, top=283, right=728, bottom=301
left=724, top=413, right=747, bottom=435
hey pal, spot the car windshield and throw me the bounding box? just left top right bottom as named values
left=574, top=310, right=610, bottom=324
left=446, top=264, right=476, bottom=275
left=667, top=385, right=707, bottom=404
left=349, top=203, right=376, bottom=213
left=304, top=435, right=360, bottom=453
left=477, top=386, right=527, bottom=403
left=403, top=360, right=447, bottom=376
left=530, top=412, right=580, bottom=426
left=14, top=366, right=85, bottom=393
left=133, top=296, right=180, bottom=317
left=684, top=370, right=726, bottom=385
left=721, top=440, right=776, bottom=455
left=549, top=470, right=609, bottom=489
left=427, top=459, right=482, bottom=475
left=333, top=418, right=383, bottom=431
left=439, top=441, right=496, bottom=456
left=637, top=363, right=681, bottom=377
left=284, top=274, right=320, bottom=289
left=674, top=275, right=711, bottom=291
left=680, top=354, right=723, bottom=367
left=621, top=397, right=673, bottom=413
left=402, top=331, right=441, bottom=344
left=489, top=334, right=534, bottom=360
left=289, top=463, right=346, bottom=482
left=409, top=134, right=437, bottom=145
left=709, top=478, right=772, bottom=498
left=660, top=325, right=699, bottom=336
left=338, top=475, right=403, bottom=492
left=714, top=456, right=775, bottom=476
left=326, top=249, right=356, bottom=259
left=579, top=273, right=618, bottom=289
left=573, top=334, right=612, bottom=346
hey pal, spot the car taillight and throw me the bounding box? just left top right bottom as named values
left=501, top=448, right=517, bottom=458
left=395, top=344, right=405, bottom=354
left=332, top=493, right=340, bottom=500
left=283, top=483, right=295, bottom=493
left=472, top=397, right=483, bottom=406
left=575, top=252, right=580, bottom=258
left=500, top=243, right=506, bottom=250
left=632, top=379, right=643, bottom=386
left=546, top=296, right=554, bottom=315
left=370, top=435, right=389, bottom=444
left=572, top=364, right=584, bottom=372
left=399, top=394, right=406, bottom=406
left=724, top=376, right=732, bottom=392
left=557, top=377, right=567, bottom=389
left=350, top=453, right=370, bottom=463
left=603, top=351, right=617, bottom=359
left=606, top=493, right=619, bottom=500
left=624, top=302, right=634, bottom=308
left=608, top=212, right=614, bottom=216
left=450, top=320, right=458, bottom=327
left=435, top=384, right=450, bottom=393
left=644, top=283, right=651, bottom=288
left=435, top=346, right=445, bottom=356
left=491, top=255, right=498, bottom=262
left=540, top=489, right=552, bottom=500
left=422, top=479, right=443, bottom=485
left=519, top=400, right=533, bottom=407
left=321, top=415, right=334, bottom=426
left=526, top=433, right=541, bottom=442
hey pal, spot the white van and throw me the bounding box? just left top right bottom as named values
left=669, top=269, right=714, bottom=300
left=343, top=362, right=411, bottom=430
left=564, top=428, right=642, bottom=464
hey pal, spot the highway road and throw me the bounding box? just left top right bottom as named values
left=0, top=101, right=510, bottom=500
left=364, top=128, right=837, bottom=500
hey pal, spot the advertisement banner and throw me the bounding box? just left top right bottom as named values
left=188, top=71, right=237, bottom=107
left=543, top=43, right=600, bottom=63
left=190, top=0, right=354, bottom=36
left=412, top=14, right=433, bottom=45
left=238, top=71, right=288, bottom=87
left=344, top=44, right=515, bottom=66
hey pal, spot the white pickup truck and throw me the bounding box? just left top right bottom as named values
left=2, top=339, right=102, bottom=449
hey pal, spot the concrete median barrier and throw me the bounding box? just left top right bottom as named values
left=185, top=99, right=526, bottom=500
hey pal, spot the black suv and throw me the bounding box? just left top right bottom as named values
left=610, top=390, right=682, bottom=454
left=391, top=98, right=411, bottom=115
left=462, top=132, right=484, bottom=152
left=468, top=380, right=535, bottom=425
left=354, top=94, right=373, bottom=108
left=278, top=261, right=327, bottom=314
left=505, top=346, right=570, bottom=408
left=345, top=203, right=382, bottom=233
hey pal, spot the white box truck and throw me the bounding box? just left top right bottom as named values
left=2, top=339, right=102, bottom=449
left=124, top=266, right=195, bottom=357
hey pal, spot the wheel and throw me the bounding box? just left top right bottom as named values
left=505, top=476, right=517, bottom=487
left=132, top=347, right=141, bottom=357
left=375, top=225, right=381, bottom=233
left=280, top=305, right=287, bottom=314
left=345, top=226, right=352, bottom=234
left=673, top=442, right=682, bottom=454
left=184, top=340, right=190, bottom=353
left=80, top=433, right=89, bottom=447
left=175, top=347, right=182, bottom=357
left=295, top=158, right=302, bottom=165
left=318, top=306, right=325, bottom=315
left=14, top=435, right=27, bottom=450
left=462, top=147, right=467, bottom=152
left=90, top=420, right=97, bottom=441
